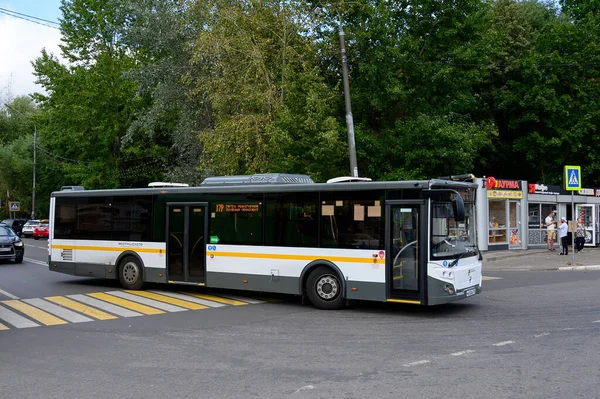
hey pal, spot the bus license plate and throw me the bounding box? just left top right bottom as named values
left=465, top=289, right=476, bottom=297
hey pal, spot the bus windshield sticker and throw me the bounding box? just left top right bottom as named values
left=368, top=205, right=381, bottom=217
left=210, top=236, right=220, bottom=244
left=322, top=205, right=334, bottom=216
left=354, top=204, right=365, bottom=221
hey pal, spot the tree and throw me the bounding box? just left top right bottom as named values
left=187, top=0, right=347, bottom=180
left=32, top=0, right=168, bottom=189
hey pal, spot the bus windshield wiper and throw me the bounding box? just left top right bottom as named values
left=465, top=244, right=483, bottom=261
left=449, top=247, right=476, bottom=267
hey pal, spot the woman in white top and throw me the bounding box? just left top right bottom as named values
left=558, top=217, right=569, bottom=255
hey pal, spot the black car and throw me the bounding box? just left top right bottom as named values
left=0, top=225, right=24, bottom=263
left=0, top=218, right=28, bottom=237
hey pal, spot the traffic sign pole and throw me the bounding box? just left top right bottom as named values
left=564, top=165, right=581, bottom=265
left=572, top=192, right=575, bottom=265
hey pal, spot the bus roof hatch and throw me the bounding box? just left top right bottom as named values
left=201, top=173, right=315, bottom=185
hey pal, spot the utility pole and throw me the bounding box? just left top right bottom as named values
left=339, top=21, right=358, bottom=178
left=5, top=104, right=36, bottom=219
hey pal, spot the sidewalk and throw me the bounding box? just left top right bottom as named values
left=482, top=246, right=600, bottom=272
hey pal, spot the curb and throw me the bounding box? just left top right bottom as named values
left=557, top=265, right=600, bottom=271
left=483, top=251, right=549, bottom=262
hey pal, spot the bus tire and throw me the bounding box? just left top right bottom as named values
left=119, top=256, right=144, bottom=290
left=306, top=266, right=345, bottom=310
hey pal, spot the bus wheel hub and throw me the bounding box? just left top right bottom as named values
left=123, top=263, right=138, bottom=283
left=316, top=275, right=338, bottom=300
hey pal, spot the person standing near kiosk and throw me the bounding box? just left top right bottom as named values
left=545, top=210, right=557, bottom=251
left=559, top=216, right=569, bottom=255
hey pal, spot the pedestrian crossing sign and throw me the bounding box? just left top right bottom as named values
left=564, top=165, right=581, bottom=191
left=9, top=201, right=20, bottom=212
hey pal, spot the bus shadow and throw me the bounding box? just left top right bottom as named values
left=48, top=279, right=478, bottom=316
left=348, top=300, right=478, bottom=317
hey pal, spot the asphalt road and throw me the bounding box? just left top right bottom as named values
left=0, top=238, right=599, bottom=399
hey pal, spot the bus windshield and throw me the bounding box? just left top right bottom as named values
left=430, top=191, right=478, bottom=261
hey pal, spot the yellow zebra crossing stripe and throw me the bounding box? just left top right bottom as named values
left=3, top=300, right=67, bottom=326
left=181, top=292, right=249, bottom=306
left=124, top=290, right=208, bottom=310
left=1, top=290, right=269, bottom=331
left=45, top=296, right=118, bottom=320
left=87, top=292, right=165, bottom=315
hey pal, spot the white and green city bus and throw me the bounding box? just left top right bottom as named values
left=48, top=174, right=482, bottom=309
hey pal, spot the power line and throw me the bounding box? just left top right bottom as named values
left=0, top=7, right=60, bottom=30
left=0, top=7, right=60, bottom=25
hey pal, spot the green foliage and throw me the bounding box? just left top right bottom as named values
left=0, top=0, right=598, bottom=211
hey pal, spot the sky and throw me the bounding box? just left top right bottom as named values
left=0, top=0, right=63, bottom=98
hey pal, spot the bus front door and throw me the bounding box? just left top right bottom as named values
left=167, top=203, right=207, bottom=284
left=386, top=201, right=425, bottom=303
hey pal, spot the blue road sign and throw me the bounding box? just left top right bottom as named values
left=9, top=201, right=20, bottom=211
left=564, top=166, right=581, bottom=191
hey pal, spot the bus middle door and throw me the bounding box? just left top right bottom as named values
left=167, top=203, right=207, bottom=284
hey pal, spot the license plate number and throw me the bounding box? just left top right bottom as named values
left=465, top=289, right=476, bottom=297
left=0, top=247, right=11, bottom=252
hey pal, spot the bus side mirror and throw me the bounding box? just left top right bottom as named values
left=453, top=195, right=465, bottom=222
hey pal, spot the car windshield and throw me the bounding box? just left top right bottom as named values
left=40, top=223, right=49, bottom=227
left=430, top=189, right=478, bottom=261
left=25, top=221, right=39, bottom=226
left=0, top=226, right=16, bottom=236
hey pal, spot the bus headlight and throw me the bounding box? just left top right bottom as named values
left=444, top=284, right=455, bottom=295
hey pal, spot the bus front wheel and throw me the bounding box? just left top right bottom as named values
left=119, top=256, right=144, bottom=290
left=306, top=266, right=345, bottom=310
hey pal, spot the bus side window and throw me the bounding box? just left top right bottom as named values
left=264, top=194, right=318, bottom=247
left=319, top=191, right=384, bottom=249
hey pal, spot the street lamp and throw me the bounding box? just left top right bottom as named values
left=4, top=103, right=36, bottom=219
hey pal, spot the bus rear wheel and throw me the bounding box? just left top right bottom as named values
left=119, top=256, right=144, bottom=290
left=306, top=266, right=345, bottom=310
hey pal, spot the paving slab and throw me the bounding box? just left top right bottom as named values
left=482, top=247, right=600, bottom=272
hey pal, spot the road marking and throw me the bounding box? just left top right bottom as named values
left=0, top=288, right=19, bottom=300
left=22, top=298, right=93, bottom=323
left=123, top=290, right=208, bottom=310
left=0, top=322, right=8, bottom=330
left=492, top=340, right=515, bottom=347
left=45, top=296, right=117, bottom=320
left=149, top=290, right=226, bottom=308
left=87, top=292, right=165, bottom=315
left=294, top=386, right=315, bottom=393
left=219, top=294, right=265, bottom=304
left=404, top=360, right=430, bottom=367
left=181, top=292, right=249, bottom=306
left=593, top=320, right=600, bottom=323
left=482, top=276, right=502, bottom=280
left=107, top=291, right=186, bottom=312
left=68, top=294, right=142, bottom=318
left=450, top=350, right=475, bottom=356
left=0, top=304, right=39, bottom=328
left=534, top=333, right=550, bottom=338
left=24, top=258, right=48, bottom=266
left=2, top=300, right=67, bottom=326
